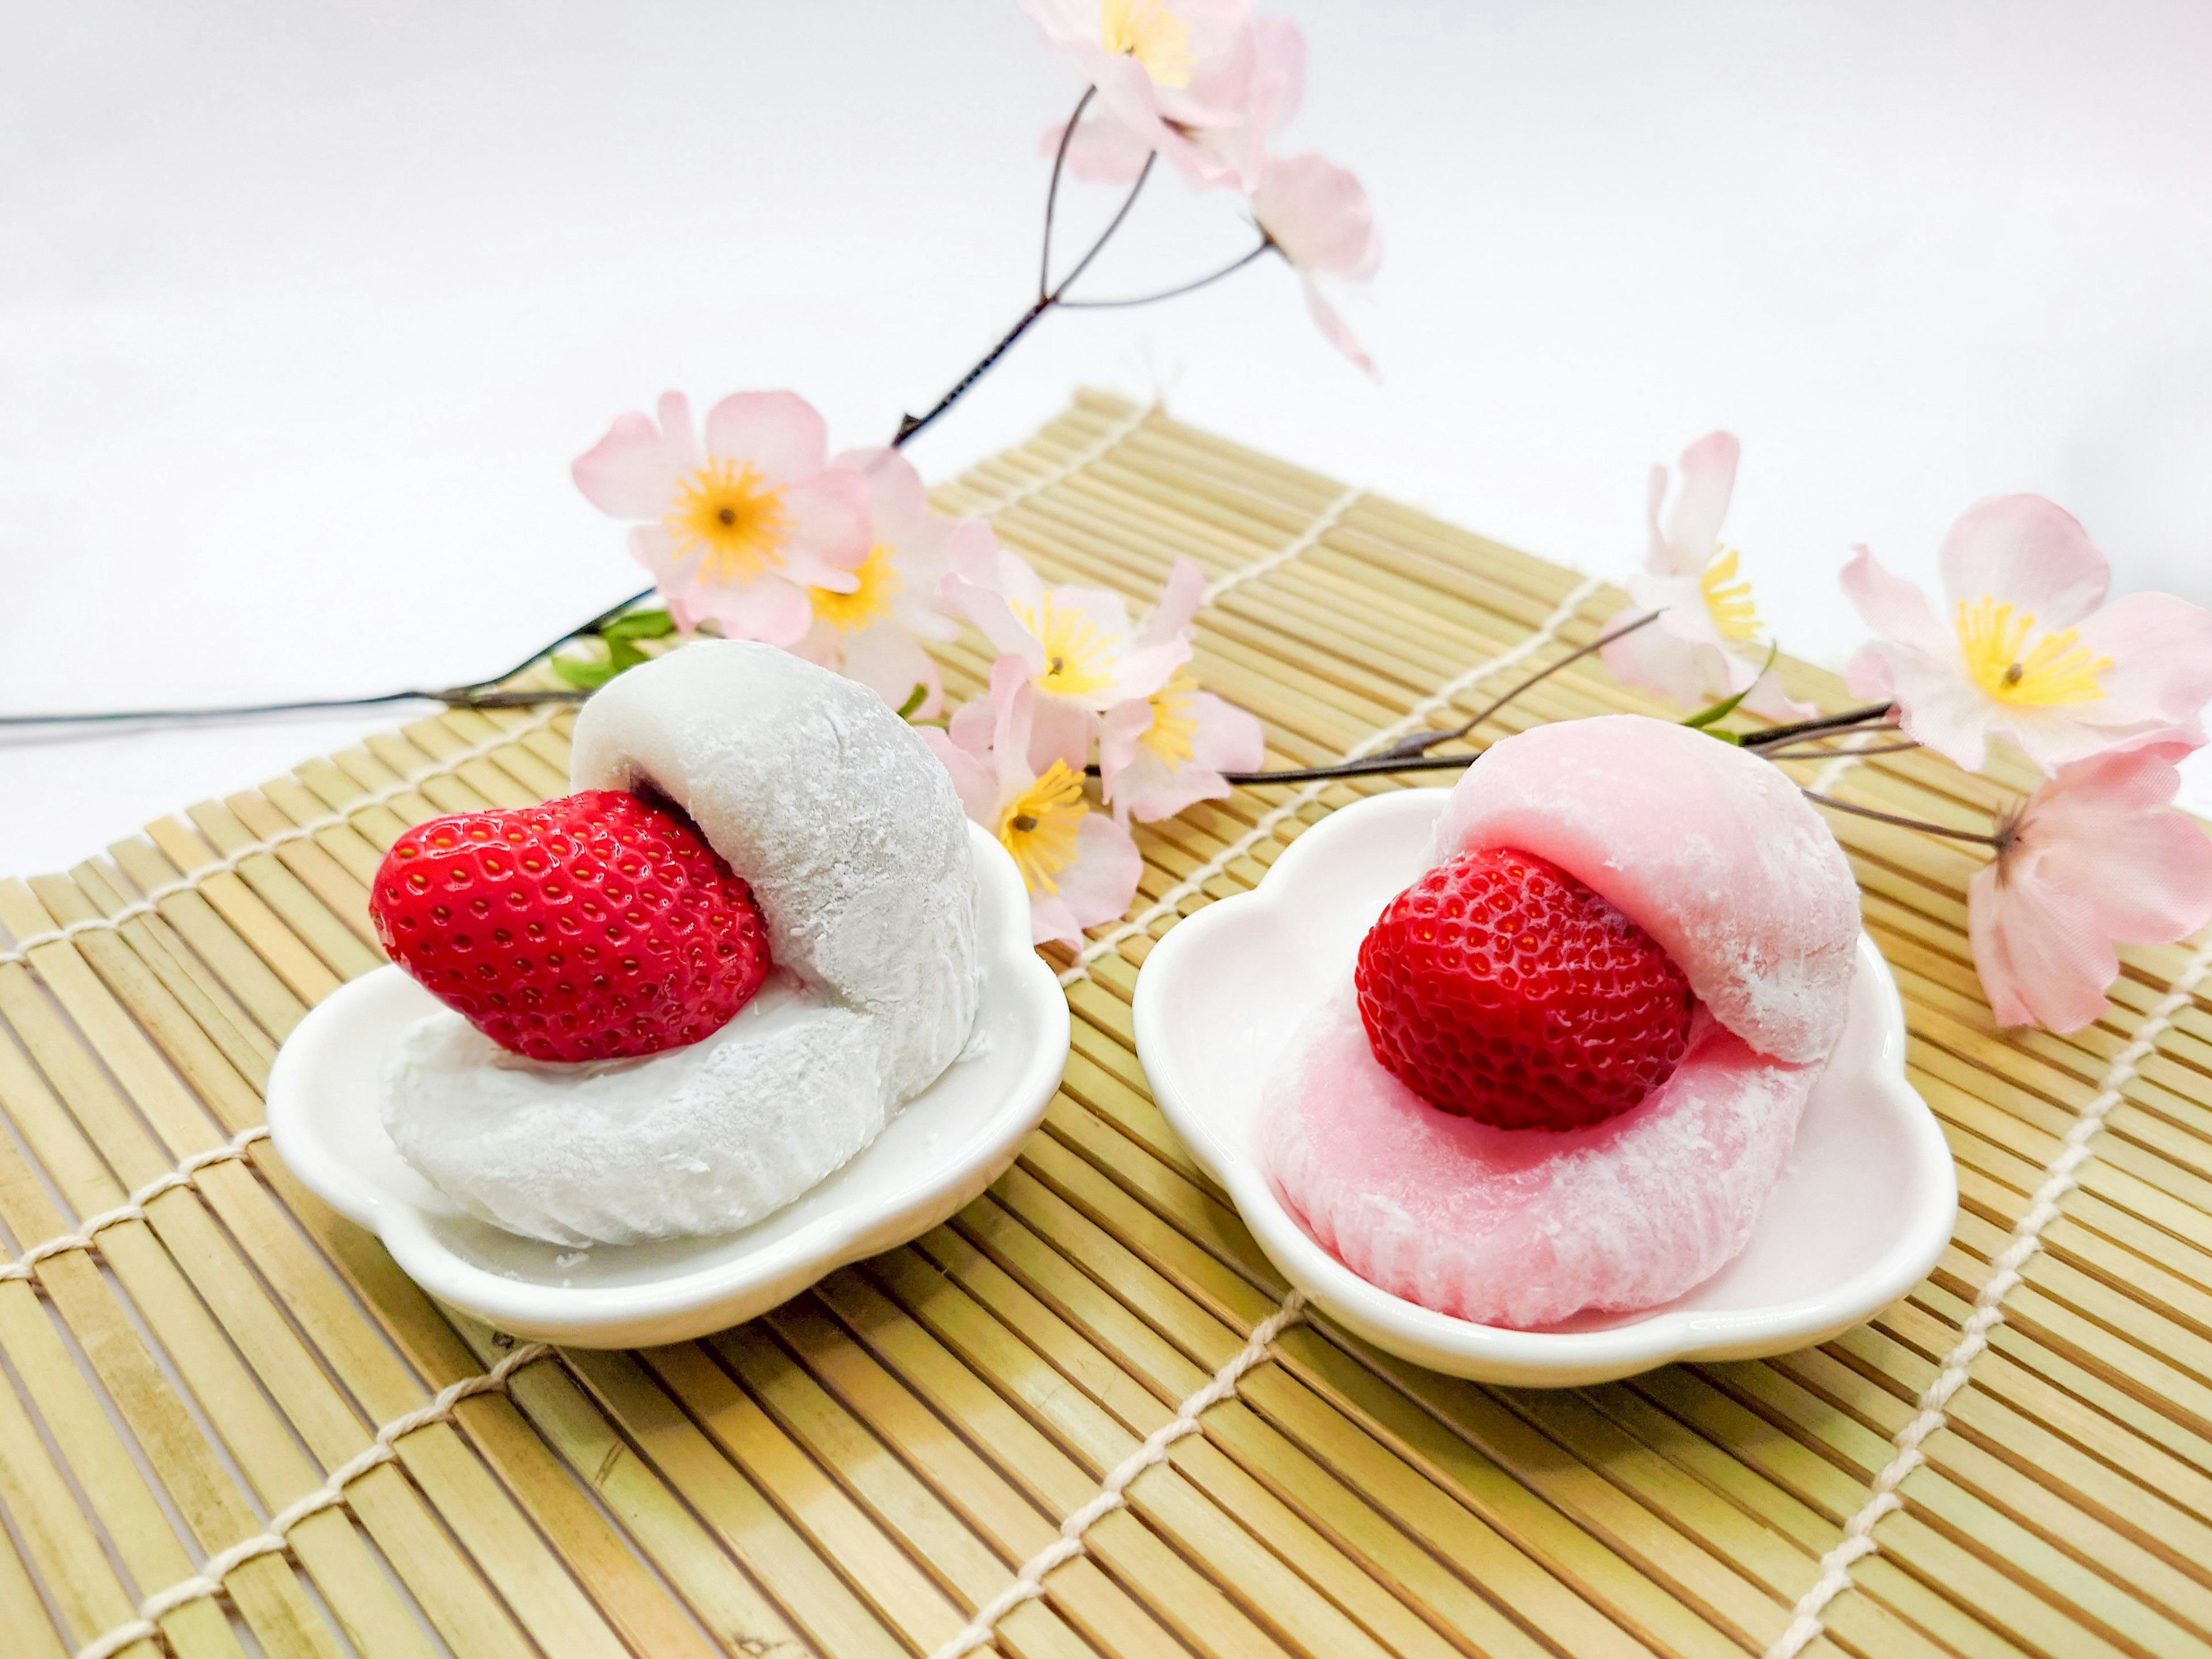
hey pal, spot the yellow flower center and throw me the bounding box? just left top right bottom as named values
left=1698, top=547, right=1762, bottom=643
left=1955, top=597, right=2110, bottom=706
left=1011, top=594, right=1119, bottom=699
left=664, top=459, right=790, bottom=584
left=997, top=761, right=1089, bottom=895
left=1099, top=0, right=1194, bottom=87
left=810, top=541, right=902, bottom=634
left=1142, top=674, right=1199, bottom=767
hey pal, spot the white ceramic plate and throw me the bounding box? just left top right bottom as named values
left=268, top=821, right=1069, bottom=1348
left=1133, top=787, right=1956, bottom=1388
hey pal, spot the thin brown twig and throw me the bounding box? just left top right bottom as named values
left=1801, top=789, right=2004, bottom=846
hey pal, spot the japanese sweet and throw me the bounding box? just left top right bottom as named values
left=1262, top=714, right=1860, bottom=1328
left=369, top=642, right=980, bottom=1248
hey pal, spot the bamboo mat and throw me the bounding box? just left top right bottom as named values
left=1, top=392, right=2209, bottom=1659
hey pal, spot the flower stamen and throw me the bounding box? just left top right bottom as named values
left=1012, top=596, right=1118, bottom=699
left=1955, top=597, right=2109, bottom=706
left=1699, top=547, right=1762, bottom=642
left=810, top=541, right=902, bottom=633
left=1142, top=674, right=1200, bottom=767
left=997, top=762, right=1088, bottom=894
left=665, top=460, right=791, bottom=584
left=1099, top=0, right=1194, bottom=87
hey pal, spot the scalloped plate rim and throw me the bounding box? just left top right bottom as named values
left=1132, top=786, right=1958, bottom=1388
left=267, top=820, right=1069, bottom=1348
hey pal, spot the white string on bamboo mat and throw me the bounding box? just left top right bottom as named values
left=1060, top=571, right=1609, bottom=988
left=72, top=1340, right=554, bottom=1659
left=1764, top=928, right=2212, bottom=1659
left=0, top=1126, right=271, bottom=1287
left=927, top=1289, right=1307, bottom=1659
left=974, top=399, right=1155, bottom=515
left=1202, top=483, right=1366, bottom=605
left=0, top=704, right=571, bottom=969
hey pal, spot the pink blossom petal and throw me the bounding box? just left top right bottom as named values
left=701, top=391, right=829, bottom=486
left=2071, top=589, right=2212, bottom=747
left=1968, top=865, right=2111, bottom=1031
left=1039, top=110, right=1156, bottom=181
left=1877, top=644, right=2001, bottom=770
left=1938, top=495, right=2109, bottom=628
left=1661, top=432, right=1738, bottom=570
left=839, top=623, right=942, bottom=720
left=573, top=408, right=683, bottom=521
left=1188, top=688, right=1265, bottom=771
left=987, top=654, right=1040, bottom=804
left=1137, top=556, right=1206, bottom=649
left=1029, top=698, right=1099, bottom=775
left=779, top=468, right=873, bottom=572
left=1096, top=697, right=1153, bottom=798
left=1737, top=671, right=1820, bottom=724
left=1603, top=608, right=1730, bottom=709
left=945, top=540, right=1051, bottom=669
left=682, top=575, right=813, bottom=649
left=1298, top=278, right=1377, bottom=380
left=921, top=728, right=999, bottom=826
left=947, top=689, right=995, bottom=757
left=1029, top=813, right=1144, bottom=947
left=830, top=445, right=933, bottom=547
left=1253, top=154, right=1378, bottom=279
left=626, top=524, right=683, bottom=592
left=1839, top=546, right=1951, bottom=658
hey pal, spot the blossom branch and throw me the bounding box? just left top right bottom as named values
left=1800, top=790, right=2005, bottom=846
left=1058, top=236, right=1278, bottom=309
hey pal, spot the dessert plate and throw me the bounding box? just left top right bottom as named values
left=268, top=821, right=1069, bottom=1347
left=1133, top=787, right=1956, bottom=1388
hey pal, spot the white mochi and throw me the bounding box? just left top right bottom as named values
left=379, top=642, right=980, bottom=1245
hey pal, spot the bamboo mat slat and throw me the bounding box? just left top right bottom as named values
left=1, top=392, right=2208, bottom=1659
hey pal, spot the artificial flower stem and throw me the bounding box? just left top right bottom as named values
left=1759, top=740, right=1922, bottom=762
left=1800, top=790, right=2005, bottom=846
left=1734, top=702, right=1895, bottom=750
left=897, top=154, right=1157, bottom=449
left=1368, top=609, right=1664, bottom=762
left=1038, top=86, right=1096, bottom=301
left=1058, top=236, right=1278, bottom=309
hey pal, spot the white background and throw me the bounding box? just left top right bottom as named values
left=6, top=0, right=2210, bottom=876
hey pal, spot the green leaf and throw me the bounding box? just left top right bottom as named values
left=896, top=683, right=929, bottom=721
left=602, top=608, right=676, bottom=641
left=550, top=651, right=616, bottom=690
left=605, top=637, right=649, bottom=673
left=1681, top=641, right=1779, bottom=733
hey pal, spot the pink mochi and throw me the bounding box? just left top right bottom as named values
left=1265, top=989, right=1820, bottom=1329
left=1263, top=714, right=1860, bottom=1328
left=1434, top=714, right=1859, bottom=1065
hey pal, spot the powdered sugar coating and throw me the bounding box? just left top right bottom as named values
left=1434, top=714, right=1858, bottom=1063
left=571, top=641, right=978, bottom=1098
left=384, top=979, right=885, bottom=1247
left=381, top=642, right=979, bottom=1246
left=1266, top=987, right=1818, bottom=1328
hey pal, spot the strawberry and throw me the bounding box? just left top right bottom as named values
left=1354, top=846, right=1694, bottom=1131
left=369, top=789, right=771, bottom=1063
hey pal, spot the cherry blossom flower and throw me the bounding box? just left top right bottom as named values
left=924, top=656, right=1145, bottom=948
left=1599, top=431, right=1814, bottom=722
left=1842, top=495, right=2212, bottom=774
left=1098, top=557, right=1267, bottom=821
left=1250, top=153, right=1382, bottom=378
left=573, top=391, right=871, bottom=649
left=1968, top=744, right=2212, bottom=1032
left=941, top=538, right=1190, bottom=770
left=1046, top=12, right=1302, bottom=192
left=1021, top=0, right=1263, bottom=190
left=784, top=446, right=974, bottom=719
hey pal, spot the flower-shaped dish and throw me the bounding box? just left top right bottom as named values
left=268, top=821, right=1069, bottom=1348
left=1133, top=787, right=1956, bottom=1388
